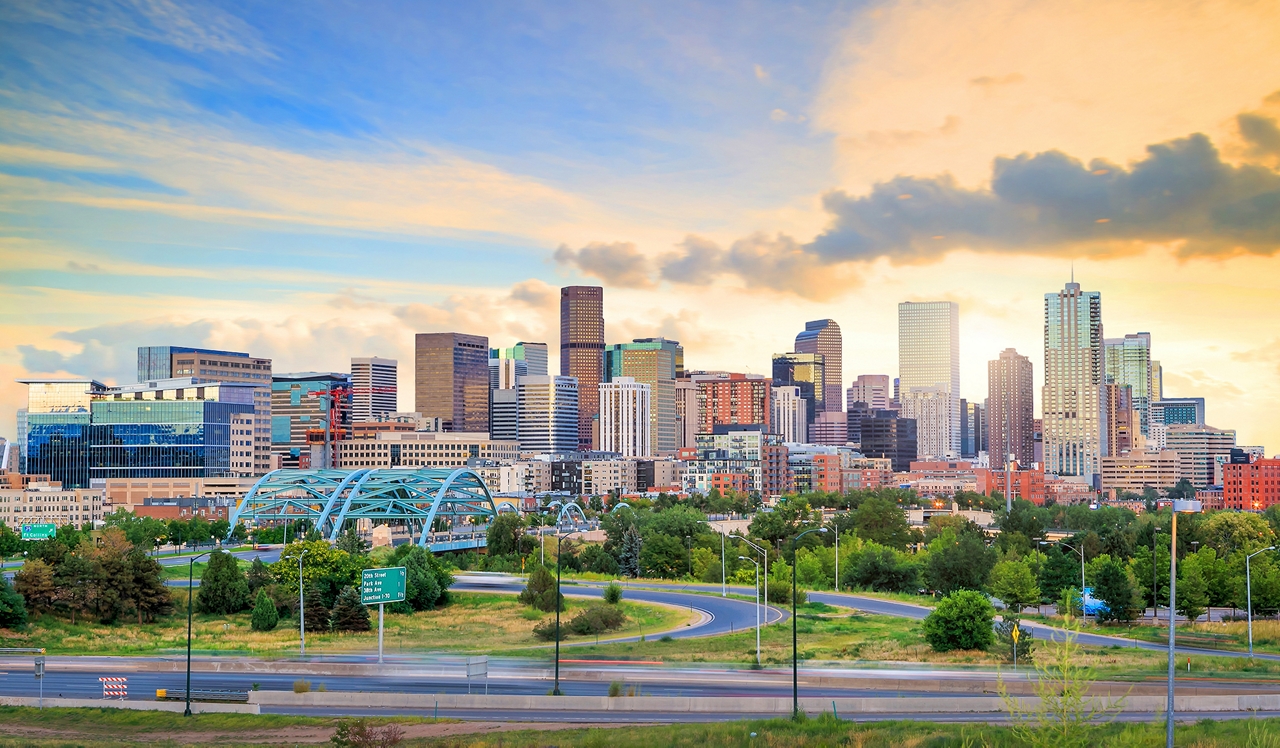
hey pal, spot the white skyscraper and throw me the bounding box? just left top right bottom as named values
left=898, top=301, right=960, bottom=459
left=350, top=357, right=398, bottom=422
left=1043, top=281, right=1106, bottom=482
left=517, top=375, right=579, bottom=454
left=771, top=385, right=807, bottom=443
left=599, top=377, right=651, bottom=457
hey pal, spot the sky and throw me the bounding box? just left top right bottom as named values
left=1, top=0, right=1279, bottom=452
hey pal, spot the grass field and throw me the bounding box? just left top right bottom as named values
left=0, top=592, right=690, bottom=656
left=1, top=707, right=1279, bottom=747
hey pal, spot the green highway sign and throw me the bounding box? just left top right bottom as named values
left=361, top=566, right=407, bottom=605
left=21, top=524, right=57, bottom=541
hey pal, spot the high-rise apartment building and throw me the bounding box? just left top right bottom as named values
left=794, top=320, right=842, bottom=413
left=898, top=301, right=960, bottom=459
left=414, top=332, right=489, bottom=433
left=691, top=373, right=770, bottom=434
left=987, top=348, right=1035, bottom=466
left=1165, top=424, right=1236, bottom=487
left=627, top=338, right=684, bottom=378
left=770, top=386, right=807, bottom=443
left=959, top=399, right=987, bottom=459
left=489, top=388, right=519, bottom=441
left=1104, top=333, right=1154, bottom=436
left=517, top=375, right=579, bottom=454
left=1043, top=281, right=1105, bottom=482
left=599, top=377, right=651, bottom=457
left=350, top=357, right=397, bottom=422
left=1103, top=383, right=1137, bottom=455
left=847, top=374, right=892, bottom=411
left=605, top=343, right=676, bottom=454
left=675, top=379, right=698, bottom=448
left=271, top=372, right=352, bottom=469
left=772, top=353, right=824, bottom=423
left=560, top=286, right=604, bottom=449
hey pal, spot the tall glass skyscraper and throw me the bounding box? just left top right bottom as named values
left=794, top=320, right=842, bottom=413
left=1104, top=332, right=1153, bottom=436
left=414, top=332, right=490, bottom=433
left=604, top=343, right=676, bottom=453
left=1043, top=281, right=1105, bottom=481
left=560, top=286, right=604, bottom=450
left=771, top=352, right=825, bottom=424
left=898, top=301, right=960, bottom=459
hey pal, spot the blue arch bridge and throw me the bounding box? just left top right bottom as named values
left=226, top=468, right=501, bottom=552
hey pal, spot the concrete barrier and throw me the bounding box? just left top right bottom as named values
left=248, top=690, right=1280, bottom=715
left=0, top=696, right=260, bottom=714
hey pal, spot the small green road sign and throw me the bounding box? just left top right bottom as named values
left=361, top=566, right=407, bottom=605
left=21, top=524, right=57, bottom=541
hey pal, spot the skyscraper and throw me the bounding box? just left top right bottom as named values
left=414, top=332, right=490, bottom=432
left=517, top=375, right=579, bottom=454
left=560, top=286, right=604, bottom=449
left=1103, top=383, right=1137, bottom=455
left=350, top=357, right=398, bottom=422
left=959, top=399, right=987, bottom=459
left=1043, top=281, right=1105, bottom=481
left=898, top=301, right=960, bottom=459
left=847, top=374, right=892, bottom=411
left=1104, top=332, right=1154, bottom=436
left=772, top=352, right=824, bottom=423
left=794, top=320, right=842, bottom=413
left=630, top=337, right=684, bottom=378
left=987, top=348, right=1035, bottom=466
left=605, top=342, right=677, bottom=453
left=859, top=410, right=918, bottom=472
left=690, top=372, right=771, bottom=433
left=599, top=377, right=651, bottom=457
left=770, top=385, right=806, bottom=442
left=491, top=342, right=548, bottom=384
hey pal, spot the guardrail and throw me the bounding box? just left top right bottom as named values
left=156, top=688, right=250, bottom=703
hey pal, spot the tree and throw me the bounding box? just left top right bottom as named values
left=331, top=587, right=371, bottom=632
left=618, top=524, right=642, bottom=578
left=1176, top=564, right=1209, bottom=624
left=0, top=574, right=27, bottom=628
left=924, top=532, right=996, bottom=594
left=127, top=549, right=172, bottom=623
left=486, top=513, right=528, bottom=557
left=639, top=533, right=687, bottom=579
left=603, top=581, right=623, bottom=604
left=196, top=550, right=251, bottom=615
left=853, top=497, right=913, bottom=550
left=250, top=589, right=279, bottom=631
left=0, top=523, right=22, bottom=557
left=1092, top=559, right=1140, bottom=623
left=54, top=552, right=98, bottom=624
left=303, top=582, right=331, bottom=632
left=272, top=540, right=364, bottom=595
left=518, top=565, right=562, bottom=612
left=385, top=545, right=452, bottom=612
left=13, top=558, right=56, bottom=615
left=1199, top=511, right=1276, bottom=556
left=335, top=528, right=369, bottom=556
left=1038, top=547, right=1081, bottom=604
left=86, top=530, right=136, bottom=623
left=246, top=557, right=272, bottom=594
left=922, top=590, right=996, bottom=652
left=990, top=559, right=1040, bottom=615
left=847, top=542, right=918, bottom=593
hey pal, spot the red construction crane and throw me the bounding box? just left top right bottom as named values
left=305, top=384, right=397, bottom=469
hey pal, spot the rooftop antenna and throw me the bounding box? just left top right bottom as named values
left=1071, top=261, right=1075, bottom=284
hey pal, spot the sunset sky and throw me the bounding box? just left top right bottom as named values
left=2, top=0, right=1278, bottom=452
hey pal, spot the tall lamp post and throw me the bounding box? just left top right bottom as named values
left=791, top=526, right=828, bottom=719
left=1246, top=546, right=1276, bottom=657
left=739, top=556, right=761, bottom=666
left=184, top=551, right=211, bottom=717
left=702, top=520, right=726, bottom=596
left=1152, top=527, right=1162, bottom=622
left=298, top=548, right=310, bottom=657
left=736, top=534, right=769, bottom=618
left=1167, top=499, right=1203, bottom=748
left=552, top=529, right=581, bottom=696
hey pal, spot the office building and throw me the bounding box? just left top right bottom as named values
left=847, top=374, right=892, bottom=411
left=808, top=411, right=848, bottom=446
left=599, top=377, right=651, bottom=457
left=336, top=431, right=519, bottom=470
left=489, top=388, right=519, bottom=441
left=1100, top=451, right=1183, bottom=494
left=1151, top=361, right=1164, bottom=401
left=1043, top=281, right=1105, bottom=482
left=415, top=332, right=490, bottom=433
left=1165, top=424, right=1236, bottom=487
left=1104, top=333, right=1154, bottom=436
left=691, top=372, right=771, bottom=434
left=489, top=356, right=526, bottom=390
left=1151, top=398, right=1205, bottom=427
left=846, top=400, right=871, bottom=445
left=898, top=301, right=960, bottom=459
left=1223, top=458, right=1280, bottom=511
left=859, top=410, right=918, bottom=472
left=605, top=343, right=676, bottom=454
left=631, top=337, right=685, bottom=378
left=517, top=375, right=579, bottom=454
left=271, top=372, right=351, bottom=469
left=772, top=352, right=824, bottom=423
left=0, top=484, right=104, bottom=528
left=675, top=379, right=698, bottom=448
left=560, top=286, right=605, bottom=449
left=18, top=379, right=107, bottom=489
left=794, top=320, right=842, bottom=413
left=987, top=348, right=1034, bottom=466
left=959, top=399, right=987, bottom=459
left=350, top=357, right=398, bottom=422
left=1103, top=383, right=1138, bottom=455
left=771, top=386, right=807, bottom=443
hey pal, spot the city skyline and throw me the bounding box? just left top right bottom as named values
left=2, top=2, right=1279, bottom=454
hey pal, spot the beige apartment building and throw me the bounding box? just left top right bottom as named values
left=335, top=431, right=520, bottom=470
left=0, top=484, right=105, bottom=528
left=1100, top=450, right=1182, bottom=493
left=101, top=476, right=260, bottom=510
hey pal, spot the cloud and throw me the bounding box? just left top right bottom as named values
left=753, top=64, right=769, bottom=82
left=18, top=319, right=219, bottom=383
left=970, top=73, right=1024, bottom=89
left=1239, top=113, right=1280, bottom=159
left=658, top=233, right=858, bottom=299
left=553, top=241, right=654, bottom=288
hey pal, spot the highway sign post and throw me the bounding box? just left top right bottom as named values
left=34, top=655, right=44, bottom=708
left=361, top=567, right=406, bottom=664
left=21, top=524, right=56, bottom=541
left=466, top=655, right=488, bottom=695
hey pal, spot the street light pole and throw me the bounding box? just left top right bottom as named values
left=298, top=548, right=310, bottom=658
left=1246, top=546, right=1276, bottom=657
left=791, top=526, right=827, bottom=719
left=739, top=555, right=760, bottom=667
left=736, top=534, right=769, bottom=619
left=553, top=530, right=580, bottom=696
left=1167, top=499, right=1202, bottom=748
left=184, top=551, right=211, bottom=717
left=1153, top=527, right=1162, bottom=623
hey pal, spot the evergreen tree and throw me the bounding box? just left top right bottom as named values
left=126, top=548, right=172, bottom=623
left=619, top=524, right=642, bottom=578
left=519, top=565, right=562, bottom=612
left=1093, top=558, right=1140, bottom=623
left=53, top=552, right=97, bottom=624
left=331, top=587, right=371, bottom=632
left=0, top=574, right=27, bottom=628
left=303, top=582, right=331, bottom=633
left=246, top=557, right=272, bottom=594
left=1176, top=565, right=1209, bottom=623
left=335, top=528, right=369, bottom=556
left=250, top=588, right=279, bottom=631
left=195, top=550, right=251, bottom=615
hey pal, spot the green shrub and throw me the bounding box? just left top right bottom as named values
left=0, top=574, right=27, bottom=629
left=921, top=589, right=996, bottom=652
left=518, top=565, right=563, bottom=612
left=250, top=589, right=279, bottom=632
left=603, top=580, right=623, bottom=604
left=567, top=603, right=627, bottom=635
left=532, top=618, right=565, bottom=641
left=293, top=680, right=311, bottom=693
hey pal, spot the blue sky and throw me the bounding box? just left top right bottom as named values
left=2, top=0, right=1280, bottom=451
